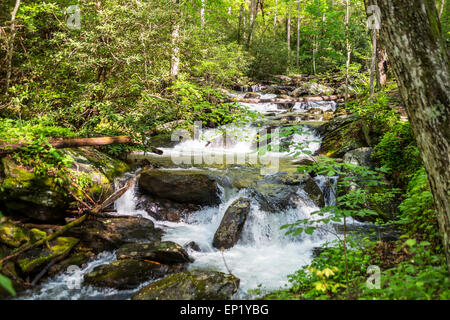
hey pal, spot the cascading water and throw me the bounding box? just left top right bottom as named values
left=17, top=91, right=344, bottom=300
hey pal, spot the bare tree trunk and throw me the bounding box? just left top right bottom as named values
left=274, top=0, right=278, bottom=37
left=5, top=0, right=21, bottom=93
left=376, top=32, right=387, bottom=88
left=369, top=27, right=377, bottom=97
left=345, top=0, right=351, bottom=104
left=377, top=0, right=450, bottom=273
left=287, top=6, right=291, bottom=64
left=296, top=1, right=301, bottom=68
left=247, top=0, right=258, bottom=47
left=238, top=4, right=244, bottom=43
left=439, top=0, right=445, bottom=18
left=200, top=0, right=205, bottom=27
left=170, top=1, right=180, bottom=80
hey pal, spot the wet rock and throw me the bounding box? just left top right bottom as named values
left=66, top=217, right=163, bottom=254
left=250, top=172, right=324, bottom=211
left=0, top=222, right=30, bottom=248
left=17, top=237, right=79, bottom=274
left=132, top=270, right=239, bottom=300
left=0, top=148, right=129, bottom=222
left=343, top=147, right=374, bottom=168
left=116, top=241, right=192, bottom=264
left=136, top=193, right=200, bottom=222
left=213, top=198, right=251, bottom=249
left=138, top=169, right=221, bottom=206
left=184, top=241, right=201, bottom=252
left=83, top=258, right=179, bottom=290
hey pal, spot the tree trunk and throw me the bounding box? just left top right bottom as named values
left=377, top=0, right=450, bottom=273
left=5, top=0, right=21, bottom=93
left=200, top=0, right=205, bottom=27
left=344, top=0, right=351, bottom=104
left=170, top=0, right=180, bottom=80
left=439, top=0, right=445, bottom=18
left=273, top=0, right=278, bottom=37
left=287, top=7, right=291, bottom=64
left=369, top=28, right=377, bottom=97
left=247, top=0, right=258, bottom=47
left=296, top=1, right=301, bottom=68
left=376, top=32, right=387, bottom=88
left=238, top=4, right=244, bottom=43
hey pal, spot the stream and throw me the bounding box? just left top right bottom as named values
left=17, top=91, right=360, bottom=300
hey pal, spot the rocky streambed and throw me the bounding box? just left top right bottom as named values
left=1, top=82, right=387, bottom=300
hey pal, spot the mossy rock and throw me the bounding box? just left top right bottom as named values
left=0, top=147, right=129, bottom=221
left=48, top=250, right=95, bottom=277
left=0, top=261, right=26, bottom=299
left=132, top=270, right=240, bottom=300
left=0, top=222, right=30, bottom=248
left=83, top=258, right=180, bottom=290
left=17, top=237, right=79, bottom=274
left=116, top=241, right=192, bottom=264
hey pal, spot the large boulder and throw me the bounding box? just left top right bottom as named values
left=213, top=198, right=251, bottom=249
left=136, top=194, right=200, bottom=222
left=132, top=270, right=239, bottom=300
left=116, top=241, right=192, bottom=264
left=0, top=147, right=129, bottom=222
left=138, top=169, right=221, bottom=206
left=83, top=259, right=179, bottom=290
left=250, top=172, right=324, bottom=212
left=316, top=115, right=369, bottom=158
left=66, top=217, right=163, bottom=254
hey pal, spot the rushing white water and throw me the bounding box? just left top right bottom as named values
left=111, top=178, right=335, bottom=298
left=17, top=91, right=342, bottom=300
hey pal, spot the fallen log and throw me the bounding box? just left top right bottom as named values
left=0, top=136, right=163, bottom=155
left=227, top=95, right=343, bottom=104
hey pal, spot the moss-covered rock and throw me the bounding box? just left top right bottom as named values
left=213, top=198, right=250, bottom=249
left=0, top=261, right=26, bottom=299
left=138, top=169, right=221, bottom=206
left=0, top=222, right=30, bottom=248
left=17, top=237, right=79, bottom=274
left=0, top=147, right=129, bottom=222
left=83, top=258, right=180, bottom=290
left=116, top=241, right=192, bottom=264
left=132, top=270, right=240, bottom=300
left=317, top=115, right=368, bottom=158
left=48, top=250, right=95, bottom=277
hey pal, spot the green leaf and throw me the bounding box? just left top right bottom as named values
left=0, top=274, right=16, bottom=296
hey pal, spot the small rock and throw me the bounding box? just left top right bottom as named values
left=243, top=92, right=261, bottom=99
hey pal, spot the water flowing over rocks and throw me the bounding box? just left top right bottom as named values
left=132, top=270, right=239, bottom=300
left=212, top=197, right=251, bottom=249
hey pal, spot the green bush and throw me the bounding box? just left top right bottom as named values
left=372, top=122, right=422, bottom=187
